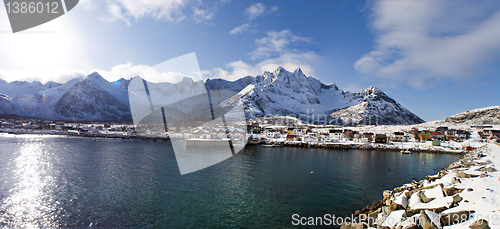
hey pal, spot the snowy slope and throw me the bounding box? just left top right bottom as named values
left=329, top=87, right=424, bottom=125
left=0, top=93, right=14, bottom=114
left=435, top=105, right=500, bottom=124
left=205, top=76, right=256, bottom=92
left=52, top=72, right=131, bottom=121
left=214, top=67, right=424, bottom=125
left=2, top=72, right=131, bottom=121
left=13, top=77, right=82, bottom=118
left=0, top=79, right=61, bottom=97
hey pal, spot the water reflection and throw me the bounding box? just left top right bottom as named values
left=0, top=137, right=61, bottom=228
left=0, top=136, right=459, bottom=228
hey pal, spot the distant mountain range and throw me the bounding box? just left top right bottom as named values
left=0, top=67, right=426, bottom=125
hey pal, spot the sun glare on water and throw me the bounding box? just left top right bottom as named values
left=0, top=137, right=62, bottom=227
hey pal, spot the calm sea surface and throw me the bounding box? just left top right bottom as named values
left=0, top=134, right=459, bottom=228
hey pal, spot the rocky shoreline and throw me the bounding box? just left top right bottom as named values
left=342, top=144, right=498, bottom=229
left=280, top=141, right=465, bottom=154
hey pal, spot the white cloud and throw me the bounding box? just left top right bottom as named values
left=229, top=23, right=250, bottom=35
left=0, top=63, right=197, bottom=84
left=355, top=1, right=500, bottom=89
left=250, top=30, right=312, bottom=60
left=102, top=0, right=191, bottom=24
left=78, top=0, right=94, bottom=9
left=245, top=3, right=265, bottom=21
left=94, top=62, right=194, bottom=83
left=204, top=30, right=319, bottom=81
left=229, top=3, right=279, bottom=35
left=0, top=68, right=87, bottom=84
left=192, top=7, right=215, bottom=24
left=100, top=0, right=226, bottom=25
left=0, top=53, right=201, bottom=84
left=105, top=3, right=131, bottom=26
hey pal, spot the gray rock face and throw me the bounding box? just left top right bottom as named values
left=53, top=80, right=131, bottom=121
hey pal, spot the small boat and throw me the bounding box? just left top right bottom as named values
left=401, top=150, right=412, bottom=154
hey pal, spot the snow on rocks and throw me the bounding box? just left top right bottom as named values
left=343, top=144, right=500, bottom=229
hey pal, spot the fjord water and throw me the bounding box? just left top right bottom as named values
left=0, top=135, right=458, bottom=228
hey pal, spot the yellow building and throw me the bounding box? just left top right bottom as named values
left=419, top=132, right=431, bottom=141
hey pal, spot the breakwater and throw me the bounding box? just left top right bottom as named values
left=342, top=144, right=496, bottom=229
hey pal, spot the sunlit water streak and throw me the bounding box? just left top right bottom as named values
left=0, top=135, right=459, bottom=228
left=0, top=136, right=63, bottom=227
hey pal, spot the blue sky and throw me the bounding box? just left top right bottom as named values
left=0, top=0, right=500, bottom=122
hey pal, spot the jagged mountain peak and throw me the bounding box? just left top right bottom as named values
left=363, top=86, right=379, bottom=93
left=88, top=71, right=101, bottom=78
left=273, top=66, right=287, bottom=75
left=85, top=71, right=107, bottom=82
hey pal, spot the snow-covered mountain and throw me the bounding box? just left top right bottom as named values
left=0, top=79, right=62, bottom=97
left=436, top=106, right=500, bottom=125
left=0, top=72, right=131, bottom=121
left=52, top=72, right=131, bottom=121
left=0, top=67, right=425, bottom=125
left=209, top=67, right=424, bottom=125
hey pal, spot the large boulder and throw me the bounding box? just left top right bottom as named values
left=423, top=185, right=444, bottom=199
left=419, top=191, right=435, bottom=203
left=407, top=196, right=454, bottom=216
left=440, top=210, right=469, bottom=226
left=381, top=210, right=406, bottom=228
left=408, top=192, right=422, bottom=209
left=469, top=219, right=490, bottom=229
left=420, top=210, right=440, bottom=229
left=450, top=177, right=461, bottom=185
left=383, top=190, right=392, bottom=199
left=443, top=186, right=464, bottom=196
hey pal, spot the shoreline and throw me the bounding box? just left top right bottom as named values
left=0, top=128, right=468, bottom=154
left=0, top=128, right=171, bottom=141
left=279, top=141, right=466, bottom=154
left=343, top=143, right=499, bottom=229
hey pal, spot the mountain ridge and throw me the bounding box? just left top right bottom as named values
left=435, top=105, right=500, bottom=125
left=0, top=67, right=425, bottom=125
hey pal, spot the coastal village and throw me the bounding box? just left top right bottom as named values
left=1, top=115, right=499, bottom=153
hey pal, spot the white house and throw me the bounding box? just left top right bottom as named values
left=193, top=129, right=211, bottom=139
left=329, top=129, right=343, bottom=140
left=304, top=135, right=318, bottom=143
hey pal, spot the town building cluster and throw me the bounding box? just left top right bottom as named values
left=2, top=117, right=499, bottom=146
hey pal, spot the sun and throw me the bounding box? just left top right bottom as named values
left=3, top=14, right=86, bottom=71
